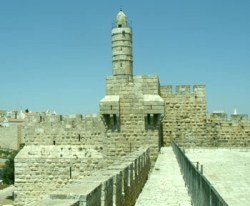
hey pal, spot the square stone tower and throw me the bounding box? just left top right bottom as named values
left=100, top=10, right=164, bottom=157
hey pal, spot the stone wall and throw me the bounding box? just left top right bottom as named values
left=21, top=84, right=250, bottom=151
left=14, top=145, right=105, bottom=205
left=160, top=85, right=250, bottom=147
left=29, top=148, right=150, bottom=206
left=160, top=85, right=207, bottom=146
left=24, top=114, right=105, bottom=150
left=206, top=112, right=250, bottom=147
left=100, top=75, right=164, bottom=160
left=0, top=125, right=23, bottom=150
left=23, top=111, right=159, bottom=164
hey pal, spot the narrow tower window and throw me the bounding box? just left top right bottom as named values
left=113, top=114, right=117, bottom=126
left=120, top=63, right=122, bottom=67
left=147, top=114, right=151, bottom=125
left=70, top=167, right=72, bottom=179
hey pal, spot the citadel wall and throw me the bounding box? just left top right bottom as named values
left=30, top=148, right=150, bottom=206
left=0, top=125, right=23, bottom=150
left=100, top=75, right=164, bottom=160
left=24, top=114, right=105, bottom=150
left=160, top=85, right=207, bottom=146
left=160, top=85, right=250, bottom=147
left=15, top=145, right=106, bottom=205
left=15, top=98, right=160, bottom=205
left=206, top=112, right=250, bottom=147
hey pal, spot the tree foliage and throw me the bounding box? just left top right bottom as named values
left=0, top=150, right=18, bottom=185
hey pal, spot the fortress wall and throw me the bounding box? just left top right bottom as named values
left=102, top=76, right=163, bottom=160
left=24, top=115, right=105, bottom=150
left=160, top=84, right=250, bottom=147
left=160, top=85, right=207, bottom=146
left=0, top=125, right=21, bottom=150
left=14, top=145, right=106, bottom=205
left=104, top=130, right=159, bottom=164
left=206, top=113, right=250, bottom=147
left=31, top=148, right=150, bottom=206
left=106, top=75, right=159, bottom=95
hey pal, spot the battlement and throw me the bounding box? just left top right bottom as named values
left=208, top=111, right=249, bottom=122
left=231, top=114, right=248, bottom=121
left=107, top=75, right=159, bottom=82
left=28, top=113, right=100, bottom=124
left=209, top=111, right=228, bottom=120
left=160, top=85, right=205, bottom=95
left=25, top=113, right=104, bottom=135
left=139, top=75, right=159, bottom=79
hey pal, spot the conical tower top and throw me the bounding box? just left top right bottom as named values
left=116, top=10, right=127, bottom=27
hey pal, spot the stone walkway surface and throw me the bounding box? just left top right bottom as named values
left=135, top=147, right=191, bottom=206
left=186, top=148, right=250, bottom=206
left=0, top=185, right=14, bottom=205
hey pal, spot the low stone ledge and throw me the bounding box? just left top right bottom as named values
left=27, top=147, right=150, bottom=206
left=30, top=199, right=79, bottom=206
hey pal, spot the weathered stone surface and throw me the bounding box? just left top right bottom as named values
left=14, top=145, right=105, bottom=205
left=135, top=147, right=191, bottom=206
left=186, top=148, right=250, bottom=206
left=30, top=148, right=150, bottom=206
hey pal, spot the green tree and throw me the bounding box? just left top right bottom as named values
left=1, top=150, right=18, bottom=185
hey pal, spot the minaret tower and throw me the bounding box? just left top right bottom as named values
left=112, top=10, right=133, bottom=76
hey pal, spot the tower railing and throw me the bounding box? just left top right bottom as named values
left=171, top=141, right=228, bottom=206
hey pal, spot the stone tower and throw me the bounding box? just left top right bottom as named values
left=100, top=10, right=164, bottom=157
left=112, top=10, right=133, bottom=77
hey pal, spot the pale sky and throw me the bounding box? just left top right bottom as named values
left=0, top=0, right=249, bottom=116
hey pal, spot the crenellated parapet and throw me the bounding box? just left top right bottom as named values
left=208, top=111, right=249, bottom=123
left=231, top=114, right=248, bottom=122
left=208, top=111, right=228, bottom=121
left=105, top=75, right=160, bottom=96
left=24, top=113, right=105, bottom=146
left=160, top=85, right=205, bottom=95
left=206, top=111, right=250, bottom=147
left=27, top=113, right=101, bottom=127
left=160, top=84, right=207, bottom=146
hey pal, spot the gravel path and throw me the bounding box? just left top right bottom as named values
left=135, top=147, right=191, bottom=206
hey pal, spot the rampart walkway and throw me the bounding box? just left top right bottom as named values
left=186, top=148, right=250, bottom=206
left=135, top=147, right=191, bottom=206
left=0, top=185, right=14, bottom=205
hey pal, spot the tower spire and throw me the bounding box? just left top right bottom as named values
left=112, top=10, right=133, bottom=76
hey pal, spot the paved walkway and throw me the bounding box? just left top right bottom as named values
left=186, top=148, right=250, bottom=206
left=0, top=185, right=14, bottom=205
left=135, top=147, right=191, bottom=206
